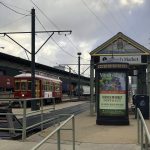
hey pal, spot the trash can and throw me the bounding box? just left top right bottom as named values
left=134, top=95, right=149, bottom=119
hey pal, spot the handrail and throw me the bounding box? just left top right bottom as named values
left=0, top=97, right=55, bottom=140
left=137, top=108, right=150, bottom=150
left=31, top=114, right=75, bottom=150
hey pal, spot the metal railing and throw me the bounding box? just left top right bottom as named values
left=137, top=108, right=150, bottom=150
left=0, top=91, right=14, bottom=98
left=0, top=98, right=55, bottom=140
left=31, top=114, right=75, bottom=150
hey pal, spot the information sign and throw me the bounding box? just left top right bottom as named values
left=99, top=72, right=126, bottom=116
left=96, top=63, right=129, bottom=125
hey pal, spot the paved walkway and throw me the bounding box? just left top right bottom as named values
left=0, top=101, right=145, bottom=149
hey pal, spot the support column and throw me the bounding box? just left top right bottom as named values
left=137, top=66, right=147, bottom=94
left=146, top=56, right=150, bottom=117
left=90, top=56, right=94, bottom=115
left=31, top=8, right=37, bottom=110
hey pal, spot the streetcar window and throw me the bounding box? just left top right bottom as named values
left=28, top=81, right=31, bottom=90
left=50, top=82, right=53, bottom=91
left=21, top=81, right=27, bottom=90
left=55, top=83, right=60, bottom=91
left=15, top=81, right=20, bottom=90
left=44, top=84, right=46, bottom=91
left=46, top=81, right=48, bottom=91
left=43, top=80, right=53, bottom=91
left=44, top=81, right=50, bottom=91
left=48, top=82, right=51, bottom=91
left=47, top=84, right=49, bottom=91
left=43, top=80, right=46, bottom=91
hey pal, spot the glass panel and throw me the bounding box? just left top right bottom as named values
left=21, top=81, right=27, bottom=90
left=50, top=82, right=53, bottom=91
left=55, top=83, right=60, bottom=91
left=15, top=81, right=20, bottom=90
left=28, top=81, right=31, bottom=90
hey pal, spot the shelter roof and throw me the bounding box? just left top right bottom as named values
left=90, top=32, right=150, bottom=56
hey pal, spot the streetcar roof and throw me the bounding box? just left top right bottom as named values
left=14, top=73, right=62, bottom=82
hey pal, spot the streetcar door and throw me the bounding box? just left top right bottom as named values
left=35, top=80, right=40, bottom=98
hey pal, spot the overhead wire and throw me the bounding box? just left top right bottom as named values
left=100, top=0, right=124, bottom=31
left=0, top=1, right=30, bottom=13
left=36, top=14, right=89, bottom=74
left=36, top=54, right=59, bottom=66
left=0, top=1, right=30, bottom=60
left=0, top=36, right=30, bottom=60
left=80, top=0, right=113, bottom=34
left=30, top=0, right=59, bottom=29
left=113, top=1, right=139, bottom=35
left=35, top=15, right=77, bottom=59
left=0, top=15, right=30, bottom=30
left=66, top=37, right=90, bottom=61
left=30, top=0, right=91, bottom=76
left=0, top=1, right=30, bottom=16
left=30, top=0, right=90, bottom=60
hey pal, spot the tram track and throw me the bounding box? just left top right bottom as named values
left=26, top=101, right=90, bottom=132
left=0, top=101, right=90, bottom=139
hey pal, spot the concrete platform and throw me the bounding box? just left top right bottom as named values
left=0, top=101, right=146, bottom=149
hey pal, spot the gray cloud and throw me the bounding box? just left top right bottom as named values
left=0, top=0, right=149, bottom=76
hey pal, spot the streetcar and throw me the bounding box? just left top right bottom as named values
left=14, top=73, right=62, bottom=105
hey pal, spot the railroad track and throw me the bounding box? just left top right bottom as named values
left=26, top=101, right=90, bottom=131
left=0, top=101, right=90, bottom=139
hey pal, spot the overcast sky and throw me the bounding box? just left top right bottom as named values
left=0, top=0, right=149, bottom=77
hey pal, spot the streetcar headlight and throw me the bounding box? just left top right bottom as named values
left=22, top=94, right=24, bottom=97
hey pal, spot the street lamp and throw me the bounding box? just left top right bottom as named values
left=77, top=52, right=81, bottom=100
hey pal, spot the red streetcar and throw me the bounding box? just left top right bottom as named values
left=14, top=73, right=62, bottom=104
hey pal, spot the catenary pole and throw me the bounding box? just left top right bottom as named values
left=31, top=8, right=36, bottom=110
left=0, top=8, right=71, bottom=111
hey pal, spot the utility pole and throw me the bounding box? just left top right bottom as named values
left=77, top=52, right=81, bottom=100
left=30, top=8, right=71, bottom=110
left=0, top=8, right=71, bottom=111
left=31, top=8, right=36, bottom=110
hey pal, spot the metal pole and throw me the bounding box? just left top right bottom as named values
left=137, top=110, right=140, bottom=144
left=22, top=100, right=27, bottom=141
left=77, top=52, right=81, bottom=100
left=90, top=57, right=94, bottom=115
left=41, top=99, right=43, bottom=130
left=57, top=129, right=61, bottom=150
left=69, top=67, right=72, bottom=99
left=31, top=8, right=37, bottom=111
left=72, top=116, right=75, bottom=150
left=145, top=134, right=148, bottom=150
left=141, top=120, right=143, bottom=150
left=147, top=55, right=150, bottom=117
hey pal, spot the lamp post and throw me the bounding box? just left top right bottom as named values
left=77, top=52, right=81, bottom=100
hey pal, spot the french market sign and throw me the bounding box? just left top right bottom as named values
left=100, top=56, right=141, bottom=64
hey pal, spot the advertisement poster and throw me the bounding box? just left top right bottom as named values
left=99, top=72, right=126, bottom=116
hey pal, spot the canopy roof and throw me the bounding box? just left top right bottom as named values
left=90, top=32, right=150, bottom=56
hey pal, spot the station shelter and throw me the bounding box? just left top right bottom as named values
left=89, top=32, right=150, bottom=116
